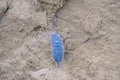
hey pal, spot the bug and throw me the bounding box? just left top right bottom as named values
left=50, top=16, right=64, bottom=67
left=33, top=15, right=64, bottom=67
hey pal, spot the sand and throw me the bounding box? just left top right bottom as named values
left=0, top=0, right=120, bottom=80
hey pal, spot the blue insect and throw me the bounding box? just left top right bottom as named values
left=35, top=16, right=64, bottom=67
left=50, top=16, right=64, bottom=67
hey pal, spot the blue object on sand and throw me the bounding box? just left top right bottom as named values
left=50, top=15, right=64, bottom=67
left=50, top=32, right=64, bottom=66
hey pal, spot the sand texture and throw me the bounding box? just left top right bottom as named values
left=0, top=0, right=120, bottom=80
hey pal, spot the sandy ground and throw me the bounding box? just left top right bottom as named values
left=0, top=0, right=120, bottom=80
